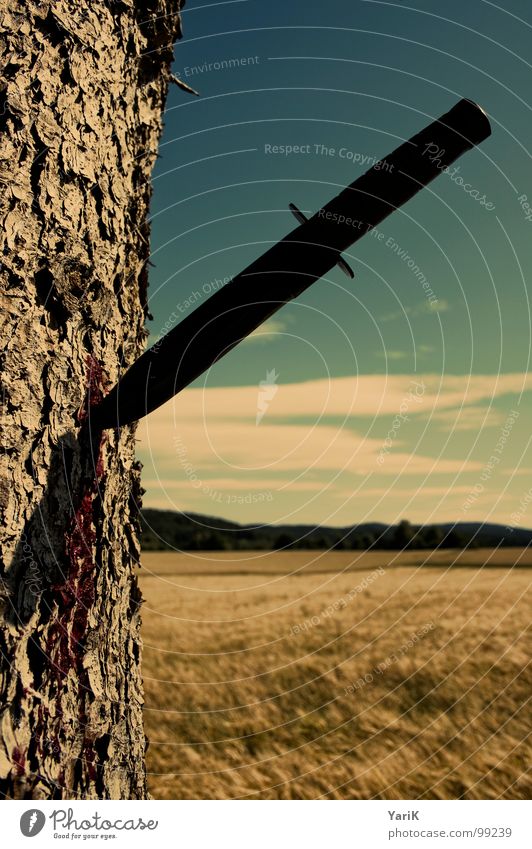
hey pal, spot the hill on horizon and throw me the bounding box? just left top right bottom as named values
left=139, top=508, right=532, bottom=552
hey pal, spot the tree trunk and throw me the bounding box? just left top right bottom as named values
left=0, top=0, right=183, bottom=799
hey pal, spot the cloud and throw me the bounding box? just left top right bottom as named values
left=139, top=372, right=532, bottom=425
left=430, top=405, right=508, bottom=431
left=376, top=345, right=435, bottom=360
left=426, top=299, right=450, bottom=314
left=377, top=349, right=408, bottom=360
left=137, top=372, right=530, bottom=520
left=143, top=419, right=480, bottom=476
left=242, top=317, right=289, bottom=344
left=378, top=298, right=451, bottom=323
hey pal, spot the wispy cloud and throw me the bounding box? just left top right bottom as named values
left=139, top=373, right=532, bottom=423
left=376, top=344, right=435, bottom=360
left=243, top=317, right=289, bottom=343
left=430, top=405, right=508, bottom=431
left=137, top=372, right=531, bottom=523
left=377, top=349, right=408, bottom=360
left=378, top=298, right=451, bottom=323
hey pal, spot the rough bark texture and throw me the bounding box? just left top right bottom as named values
left=0, top=0, right=183, bottom=799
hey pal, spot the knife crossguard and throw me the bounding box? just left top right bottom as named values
left=289, top=203, right=355, bottom=279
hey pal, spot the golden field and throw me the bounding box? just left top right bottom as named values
left=139, top=549, right=531, bottom=799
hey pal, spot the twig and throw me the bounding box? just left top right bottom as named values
left=169, top=74, right=200, bottom=97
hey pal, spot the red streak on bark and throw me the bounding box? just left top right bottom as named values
left=12, top=746, right=26, bottom=776
left=83, top=742, right=98, bottom=782
left=38, top=356, right=109, bottom=785
left=78, top=355, right=106, bottom=422
left=49, top=355, right=108, bottom=677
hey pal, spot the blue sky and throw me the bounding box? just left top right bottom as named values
left=137, top=0, right=532, bottom=528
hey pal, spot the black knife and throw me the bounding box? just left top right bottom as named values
left=91, top=98, right=491, bottom=430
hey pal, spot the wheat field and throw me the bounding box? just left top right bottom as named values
left=138, top=549, right=531, bottom=799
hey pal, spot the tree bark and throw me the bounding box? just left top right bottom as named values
left=0, top=0, right=183, bottom=799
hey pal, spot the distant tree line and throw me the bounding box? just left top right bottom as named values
left=140, top=511, right=529, bottom=552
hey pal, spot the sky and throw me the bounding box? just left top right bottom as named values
left=137, top=0, right=532, bottom=529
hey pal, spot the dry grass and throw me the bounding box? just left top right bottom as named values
left=139, top=549, right=531, bottom=799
